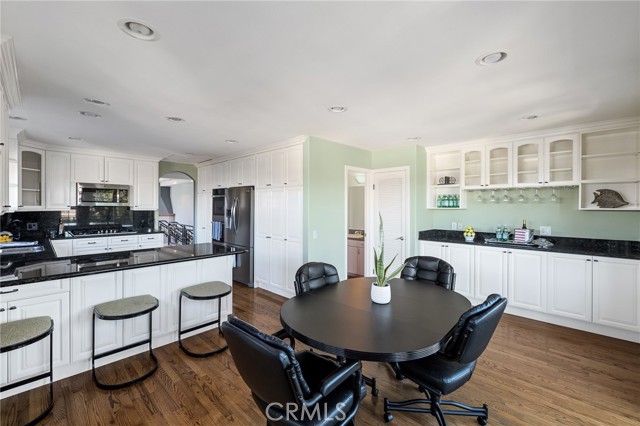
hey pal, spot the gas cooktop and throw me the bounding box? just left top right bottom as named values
left=68, top=228, right=135, bottom=236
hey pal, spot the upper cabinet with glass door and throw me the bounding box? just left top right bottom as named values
left=461, top=143, right=511, bottom=190
left=512, top=135, right=578, bottom=188
left=18, top=146, right=45, bottom=210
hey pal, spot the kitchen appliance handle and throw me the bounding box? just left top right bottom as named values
left=233, top=197, right=239, bottom=233
left=229, top=196, right=236, bottom=233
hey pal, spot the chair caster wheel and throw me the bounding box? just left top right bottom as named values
left=477, top=416, right=488, bottom=425
left=372, top=388, right=379, bottom=397
left=384, top=412, right=393, bottom=422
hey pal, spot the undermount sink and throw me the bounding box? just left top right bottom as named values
left=0, top=245, right=45, bottom=255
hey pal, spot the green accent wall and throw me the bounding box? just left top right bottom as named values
left=427, top=186, right=640, bottom=241
left=305, top=137, right=372, bottom=276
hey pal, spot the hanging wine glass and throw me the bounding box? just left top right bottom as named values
left=533, top=189, right=541, bottom=203
left=476, top=190, right=483, bottom=202
left=502, top=189, right=510, bottom=203
left=550, top=188, right=558, bottom=203
left=489, top=190, right=497, bottom=203
left=518, top=189, right=526, bottom=203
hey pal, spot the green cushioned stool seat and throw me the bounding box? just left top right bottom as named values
left=0, top=316, right=54, bottom=426
left=179, top=281, right=232, bottom=357
left=92, top=294, right=159, bottom=390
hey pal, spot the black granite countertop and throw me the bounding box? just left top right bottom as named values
left=419, top=229, right=640, bottom=260
left=0, top=243, right=244, bottom=286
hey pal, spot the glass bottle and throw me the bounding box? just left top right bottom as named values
left=436, top=195, right=442, bottom=208
left=503, top=225, right=510, bottom=241
left=496, top=225, right=502, bottom=240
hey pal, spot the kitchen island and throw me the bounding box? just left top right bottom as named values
left=0, top=243, right=242, bottom=397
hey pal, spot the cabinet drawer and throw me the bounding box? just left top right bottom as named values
left=138, top=234, right=163, bottom=244
left=0, top=278, right=70, bottom=302
left=72, top=238, right=108, bottom=249
left=108, top=235, right=139, bottom=246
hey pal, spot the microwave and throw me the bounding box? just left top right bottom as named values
left=76, top=183, right=130, bottom=206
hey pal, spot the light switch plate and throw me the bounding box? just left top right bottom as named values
left=540, top=226, right=552, bottom=236
left=451, top=222, right=457, bottom=230
left=27, top=222, right=38, bottom=230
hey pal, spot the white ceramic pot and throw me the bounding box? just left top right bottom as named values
left=371, top=283, right=391, bottom=304
left=465, top=236, right=475, bottom=242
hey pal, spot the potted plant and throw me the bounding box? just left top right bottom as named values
left=371, top=213, right=405, bottom=304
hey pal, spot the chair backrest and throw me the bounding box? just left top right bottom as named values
left=401, top=256, right=456, bottom=290
left=294, top=262, right=340, bottom=295
left=221, top=316, right=311, bottom=406
left=442, top=294, right=507, bottom=364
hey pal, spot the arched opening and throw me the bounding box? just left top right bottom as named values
left=159, top=171, right=194, bottom=245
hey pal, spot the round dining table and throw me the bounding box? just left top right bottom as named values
left=280, top=277, right=472, bottom=363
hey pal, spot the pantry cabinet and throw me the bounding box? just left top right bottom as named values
left=132, top=160, right=158, bottom=210
left=256, top=145, right=303, bottom=188
left=228, top=155, right=256, bottom=187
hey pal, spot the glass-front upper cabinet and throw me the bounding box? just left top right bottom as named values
left=18, top=146, right=45, bottom=210
left=513, top=135, right=578, bottom=187
left=462, top=143, right=511, bottom=189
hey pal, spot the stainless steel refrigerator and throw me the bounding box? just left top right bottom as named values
left=222, top=186, right=254, bottom=287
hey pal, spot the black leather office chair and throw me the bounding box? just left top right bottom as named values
left=383, top=294, right=507, bottom=426
left=294, top=262, right=340, bottom=295
left=400, top=256, right=456, bottom=290
left=221, top=316, right=366, bottom=426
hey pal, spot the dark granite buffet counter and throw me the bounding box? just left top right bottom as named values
left=0, top=243, right=244, bottom=286
left=419, top=229, right=640, bottom=260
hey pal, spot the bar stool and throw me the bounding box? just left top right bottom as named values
left=0, top=316, right=54, bottom=426
left=92, top=294, right=159, bottom=390
left=178, top=281, right=231, bottom=357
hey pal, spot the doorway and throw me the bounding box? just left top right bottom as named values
left=159, top=172, right=194, bottom=245
left=345, top=167, right=372, bottom=278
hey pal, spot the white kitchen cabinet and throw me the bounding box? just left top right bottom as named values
left=254, top=186, right=302, bottom=297
left=165, top=260, right=207, bottom=333
left=547, top=253, right=593, bottom=321
left=592, top=257, right=640, bottom=331
left=228, top=155, right=256, bottom=188
left=579, top=126, right=639, bottom=210
left=138, top=233, right=164, bottom=249
left=51, top=239, right=73, bottom=257
left=420, top=241, right=475, bottom=299
left=474, top=246, right=509, bottom=299
left=256, top=145, right=303, bottom=188
left=462, top=142, right=511, bottom=190
left=122, top=266, right=165, bottom=344
left=71, top=272, right=123, bottom=362
left=18, top=146, right=45, bottom=210
left=507, top=249, right=547, bottom=312
left=512, top=135, right=579, bottom=188
left=132, top=160, right=158, bottom=210
left=71, top=154, right=133, bottom=185
left=211, top=161, right=229, bottom=189
left=45, top=150, right=72, bottom=209
left=0, top=280, right=70, bottom=394
left=195, top=193, right=212, bottom=243
left=71, top=235, right=139, bottom=255
left=197, top=164, right=213, bottom=193
left=426, top=148, right=464, bottom=209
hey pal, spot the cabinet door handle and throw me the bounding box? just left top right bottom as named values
left=9, top=306, right=17, bottom=310
left=593, top=259, right=598, bottom=262
left=0, top=288, right=19, bottom=295
left=266, top=236, right=271, bottom=239
left=0, top=308, right=4, bottom=312
left=88, top=242, right=96, bottom=245
left=586, top=259, right=591, bottom=262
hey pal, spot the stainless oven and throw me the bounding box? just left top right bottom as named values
left=76, top=183, right=130, bottom=206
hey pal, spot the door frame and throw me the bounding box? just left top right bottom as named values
left=344, top=166, right=373, bottom=277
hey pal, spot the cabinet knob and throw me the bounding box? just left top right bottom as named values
left=9, top=306, right=17, bottom=310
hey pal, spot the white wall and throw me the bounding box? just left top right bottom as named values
left=171, top=182, right=194, bottom=226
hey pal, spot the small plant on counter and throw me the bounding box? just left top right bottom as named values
left=373, top=213, right=405, bottom=287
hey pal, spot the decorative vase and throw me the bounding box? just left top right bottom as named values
left=371, top=283, right=391, bottom=304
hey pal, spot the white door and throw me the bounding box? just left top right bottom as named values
left=372, top=168, right=408, bottom=277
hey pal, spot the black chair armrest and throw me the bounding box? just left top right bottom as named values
left=272, top=328, right=296, bottom=348
left=318, top=360, right=361, bottom=397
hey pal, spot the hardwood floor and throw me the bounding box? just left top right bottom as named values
left=2, top=283, right=639, bottom=425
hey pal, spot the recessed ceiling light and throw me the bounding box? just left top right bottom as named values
left=8, top=115, right=27, bottom=120
left=83, top=98, right=110, bottom=107
left=406, top=137, right=421, bottom=141
left=118, top=19, right=160, bottom=41
left=521, top=115, right=539, bottom=120
left=225, top=139, right=239, bottom=144
left=68, top=137, right=84, bottom=141
left=328, top=106, right=348, bottom=113
left=79, top=111, right=101, bottom=118
left=475, top=51, right=508, bottom=66
left=166, top=116, right=185, bottom=122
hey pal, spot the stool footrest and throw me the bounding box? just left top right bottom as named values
left=93, top=338, right=152, bottom=361
left=179, top=319, right=221, bottom=336
left=0, top=370, right=52, bottom=393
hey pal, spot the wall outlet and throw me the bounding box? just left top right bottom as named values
left=540, top=226, right=552, bottom=236
left=457, top=222, right=463, bottom=230
left=27, top=222, right=38, bottom=230
left=451, top=222, right=458, bottom=230
left=312, top=230, right=317, bottom=239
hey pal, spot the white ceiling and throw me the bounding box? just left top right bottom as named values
left=2, top=1, right=639, bottom=164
